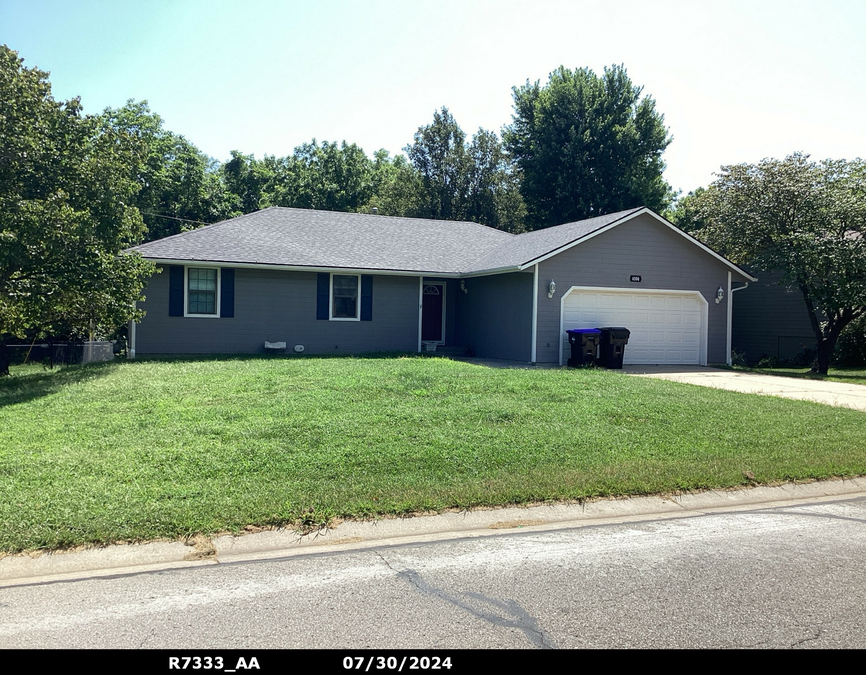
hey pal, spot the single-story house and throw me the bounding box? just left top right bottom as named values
left=128, top=206, right=756, bottom=366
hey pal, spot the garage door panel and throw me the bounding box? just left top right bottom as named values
left=562, top=288, right=706, bottom=365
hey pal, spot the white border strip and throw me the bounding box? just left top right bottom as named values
left=531, top=264, right=538, bottom=363
left=729, top=277, right=751, bottom=365
left=417, top=277, right=423, bottom=353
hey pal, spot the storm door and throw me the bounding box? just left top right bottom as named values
left=421, top=283, right=445, bottom=343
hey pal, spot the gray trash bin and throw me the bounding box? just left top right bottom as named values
left=566, top=328, right=602, bottom=367
left=597, top=327, right=630, bottom=369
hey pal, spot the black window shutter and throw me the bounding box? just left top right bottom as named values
left=169, top=266, right=184, bottom=316
left=220, top=268, right=235, bottom=318
left=316, top=273, right=330, bottom=320
left=360, top=275, right=373, bottom=321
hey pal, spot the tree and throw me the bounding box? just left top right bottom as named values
left=221, top=150, right=275, bottom=215
left=0, top=45, right=153, bottom=375
left=406, top=108, right=526, bottom=231
left=364, top=149, right=425, bottom=217
left=503, top=64, right=673, bottom=229
left=269, top=140, right=374, bottom=212
left=100, top=100, right=233, bottom=241
left=405, top=107, right=468, bottom=221
left=692, top=153, right=866, bottom=374
left=464, top=128, right=526, bottom=233
left=666, top=187, right=708, bottom=234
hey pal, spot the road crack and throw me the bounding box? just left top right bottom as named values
left=375, top=551, right=556, bottom=649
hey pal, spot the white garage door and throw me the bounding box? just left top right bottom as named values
left=561, top=288, right=707, bottom=365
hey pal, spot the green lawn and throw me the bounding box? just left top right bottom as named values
left=735, top=366, right=866, bottom=386
left=1, top=356, right=864, bottom=553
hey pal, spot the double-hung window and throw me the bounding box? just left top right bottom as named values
left=185, top=267, right=220, bottom=317
left=330, top=274, right=360, bottom=320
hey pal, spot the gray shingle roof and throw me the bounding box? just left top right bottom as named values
left=130, top=205, right=749, bottom=279
left=130, top=207, right=514, bottom=275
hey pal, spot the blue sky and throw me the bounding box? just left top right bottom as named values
left=2, top=0, right=864, bottom=195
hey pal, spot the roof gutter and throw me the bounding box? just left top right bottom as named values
left=727, top=277, right=751, bottom=365
left=141, top=258, right=467, bottom=278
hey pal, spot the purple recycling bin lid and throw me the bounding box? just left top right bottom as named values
left=566, top=328, right=602, bottom=334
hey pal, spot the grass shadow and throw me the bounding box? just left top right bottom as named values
left=751, top=368, right=866, bottom=386
left=0, top=361, right=121, bottom=408
left=729, top=365, right=866, bottom=386
left=131, top=350, right=423, bottom=365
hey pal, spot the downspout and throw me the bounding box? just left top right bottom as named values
left=128, top=318, right=136, bottom=359
left=727, top=272, right=750, bottom=365
left=531, top=264, right=538, bottom=364
left=417, top=276, right=423, bottom=353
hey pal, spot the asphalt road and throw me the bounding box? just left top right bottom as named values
left=1, top=494, right=864, bottom=651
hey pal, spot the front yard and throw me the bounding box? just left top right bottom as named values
left=1, top=355, right=864, bottom=553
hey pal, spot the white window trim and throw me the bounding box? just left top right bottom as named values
left=329, top=273, right=361, bottom=321
left=184, top=266, right=221, bottom=318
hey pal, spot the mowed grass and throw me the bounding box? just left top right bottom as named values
left=1, top=355, right=864, bottom=553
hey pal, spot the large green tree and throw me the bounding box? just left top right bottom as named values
left=269, top=140, right=374, bottom=212
left=101, top=100, right=233, bottom=241
left=364, top=149, right=425, bottom=217
left=464, top=128, right=526, bottom=233
left=0, top=45, right=153, bottom=374
left=406, top=107, right=526, bottom=231
left=405, top=107, right=468, bottom=221
left=692, top=153, right=866, bottom=374
left=221, top=150, right=275, bottom=216
left=666, top=187, right=708, bottom=234
left=503, top=64, right=673, bottom=229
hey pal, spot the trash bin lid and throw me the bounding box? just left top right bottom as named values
left=598, top=326, right=630, bottom=339
left=566, top=328, right=602, bottom=335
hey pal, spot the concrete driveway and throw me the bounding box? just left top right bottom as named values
left=624, top=365, right=866, bottom=412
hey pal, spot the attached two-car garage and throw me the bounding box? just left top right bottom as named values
left=559, top=287, right=708, bottom=365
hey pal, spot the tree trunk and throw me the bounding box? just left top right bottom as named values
left=811, top=314, right=858, bottom=375
left=813, top=337, right=835, bottom=375
left=0, top=339, right=9, bottom=377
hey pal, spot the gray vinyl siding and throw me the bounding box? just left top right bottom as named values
left=455, top=272, right=533, bottom=361
left=732, top=271, right=816, bottom=363
left=135, top=267, right=420, bottom=355
left=534, top=213, right=742, bottom=364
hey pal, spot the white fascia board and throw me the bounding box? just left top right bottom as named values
left=144, top=258, right=463, bottom=278
left=515, top=208, right=758, bottom=282
left=457, top=265, right=524, bottom=278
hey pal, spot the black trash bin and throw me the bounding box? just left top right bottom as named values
left=597, top=327, right=631, bottom=369
left=566, top=328, right=602, bottom=367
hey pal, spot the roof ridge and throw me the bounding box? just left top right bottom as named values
left=265, top=206, right=516, bottom=237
